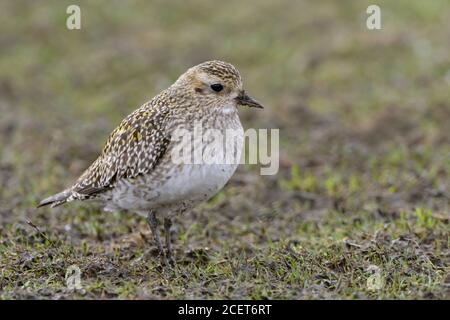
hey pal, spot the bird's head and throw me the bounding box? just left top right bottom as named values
left=174, top=60, right=263, bottom=111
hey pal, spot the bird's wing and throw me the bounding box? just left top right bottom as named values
left=72, top=102, right=172, bottom=197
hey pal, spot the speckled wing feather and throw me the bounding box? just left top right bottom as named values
left=72, top=98, right=172, bottom=199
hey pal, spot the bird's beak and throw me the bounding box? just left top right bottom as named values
left=235, top=91, right=264, bottom=109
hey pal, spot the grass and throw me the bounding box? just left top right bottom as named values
left=0, top=0, right=449, bottom=299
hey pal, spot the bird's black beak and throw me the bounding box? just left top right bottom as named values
left=235, top=91, right=264, bottom=109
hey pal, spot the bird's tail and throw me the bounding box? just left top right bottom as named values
left=37, top=189, right=72, bottom=208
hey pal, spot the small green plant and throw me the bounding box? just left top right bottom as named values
left=279, top=165, right=317, bottom=192
left=415, top=208, right=436, bottom=229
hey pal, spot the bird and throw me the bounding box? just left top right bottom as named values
left=38, top=60, right=263, bottom=264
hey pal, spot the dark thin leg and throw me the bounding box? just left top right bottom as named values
left=164, top=217, right=175, bottom=264
left=146, top=212, right=164, bottom=257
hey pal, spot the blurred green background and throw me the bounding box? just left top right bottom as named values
left=0, top=1, right=448, bottom=299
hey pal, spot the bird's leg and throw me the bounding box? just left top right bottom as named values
left=146, top=212, right=165, bottom=263
left=164, top=217, right=175, bottom=264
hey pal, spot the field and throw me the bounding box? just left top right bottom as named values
left=0, top=0, right=449, bottom=299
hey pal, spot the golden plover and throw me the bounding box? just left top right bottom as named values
left=38, top=60, right=263, bottom=263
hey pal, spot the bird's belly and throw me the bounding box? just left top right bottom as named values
left=106, top=162, right=239, bottom=213
left=155, top=162, right=239, bottom=204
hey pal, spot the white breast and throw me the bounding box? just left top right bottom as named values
left=151, top=112, right=244, bottom=207
left=155, top=162, right=239, bottom=204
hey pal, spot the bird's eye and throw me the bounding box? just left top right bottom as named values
left=210, top=83, right=223, bottom=92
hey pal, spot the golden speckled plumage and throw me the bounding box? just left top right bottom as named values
left=73, top=97, right=173, bottom=198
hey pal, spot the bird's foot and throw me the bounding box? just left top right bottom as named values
left=163, top=217, right=175, bottom=266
